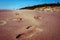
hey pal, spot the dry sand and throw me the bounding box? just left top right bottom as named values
left=0, top=10, right=60, bottom=40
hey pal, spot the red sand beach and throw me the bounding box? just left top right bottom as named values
left=0, top=10, right=60, bottom=40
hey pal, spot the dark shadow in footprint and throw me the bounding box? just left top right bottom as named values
left=16, top=34, right=22, bottom=39
left=26, top=25, right=32, bottom=29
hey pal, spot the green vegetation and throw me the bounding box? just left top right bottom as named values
left=19, top=2, right=60, bottom=10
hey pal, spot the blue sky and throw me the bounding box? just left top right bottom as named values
left=0, top=0, right=60, bottom=10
